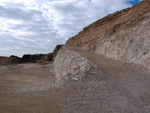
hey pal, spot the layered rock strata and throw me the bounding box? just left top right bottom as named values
left=66, top=0, right=150, bottom=68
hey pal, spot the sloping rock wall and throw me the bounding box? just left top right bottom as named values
left=95, top=17, right=150, bottom=68
left=66, top=0, right=150, bottom=68
left=54, top=46, right=104, bottom=82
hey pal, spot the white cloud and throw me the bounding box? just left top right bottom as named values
left=0, top=0, right=135, bottom=57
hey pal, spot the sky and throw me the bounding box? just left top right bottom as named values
left=128, top=0, right=141, bottom=5
left=0, top=0, right=141, bottom=57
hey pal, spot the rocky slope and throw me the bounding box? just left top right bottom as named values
left=54, top=46, right=104, bottom=82
left=66, top=0, right=150, bottom=68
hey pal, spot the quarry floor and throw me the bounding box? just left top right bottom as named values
left=0, top=63, right=65, bottom=113
left=0, top=47, right=150, bottom=113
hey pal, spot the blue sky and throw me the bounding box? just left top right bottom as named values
left=128, top=0, right=141, bottom=5
left=0, top=0, right=141, bottom=57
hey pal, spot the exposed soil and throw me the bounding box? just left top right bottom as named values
left=0, top=63, right=65, bottom=113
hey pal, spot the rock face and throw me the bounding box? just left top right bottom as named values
left=52, top=45, right=64, bottom=61
left=54, top=46, right=104, bottom=82
left=0, top=56, right=21, bottom=65
left=15, top=45, right=63, bottom=64
left=37, top=53, right=53, bottom=61
left=66, top=0, right=150, bottom=68
left=0, top=57, right=9, bottom=65
left=0, top=44, right=64, bottom=65
left=21, top=54, right=38, bottom=63
left=9, top=55, right=22, bottom=64
left=21, top=53, right=53, bottom=63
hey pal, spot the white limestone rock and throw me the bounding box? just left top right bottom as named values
left=54, top=46, right=103, bottom=83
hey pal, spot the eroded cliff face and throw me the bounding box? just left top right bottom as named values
left=66, top=0, right=150, bottom=68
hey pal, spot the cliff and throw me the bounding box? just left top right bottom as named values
left=0, top=44, right=64, bottom=65
left=21, top=53, right=52, bottom=63
left=0, top=56, right=21, bottom=65
left=66, top=0, right=150, bottom=68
